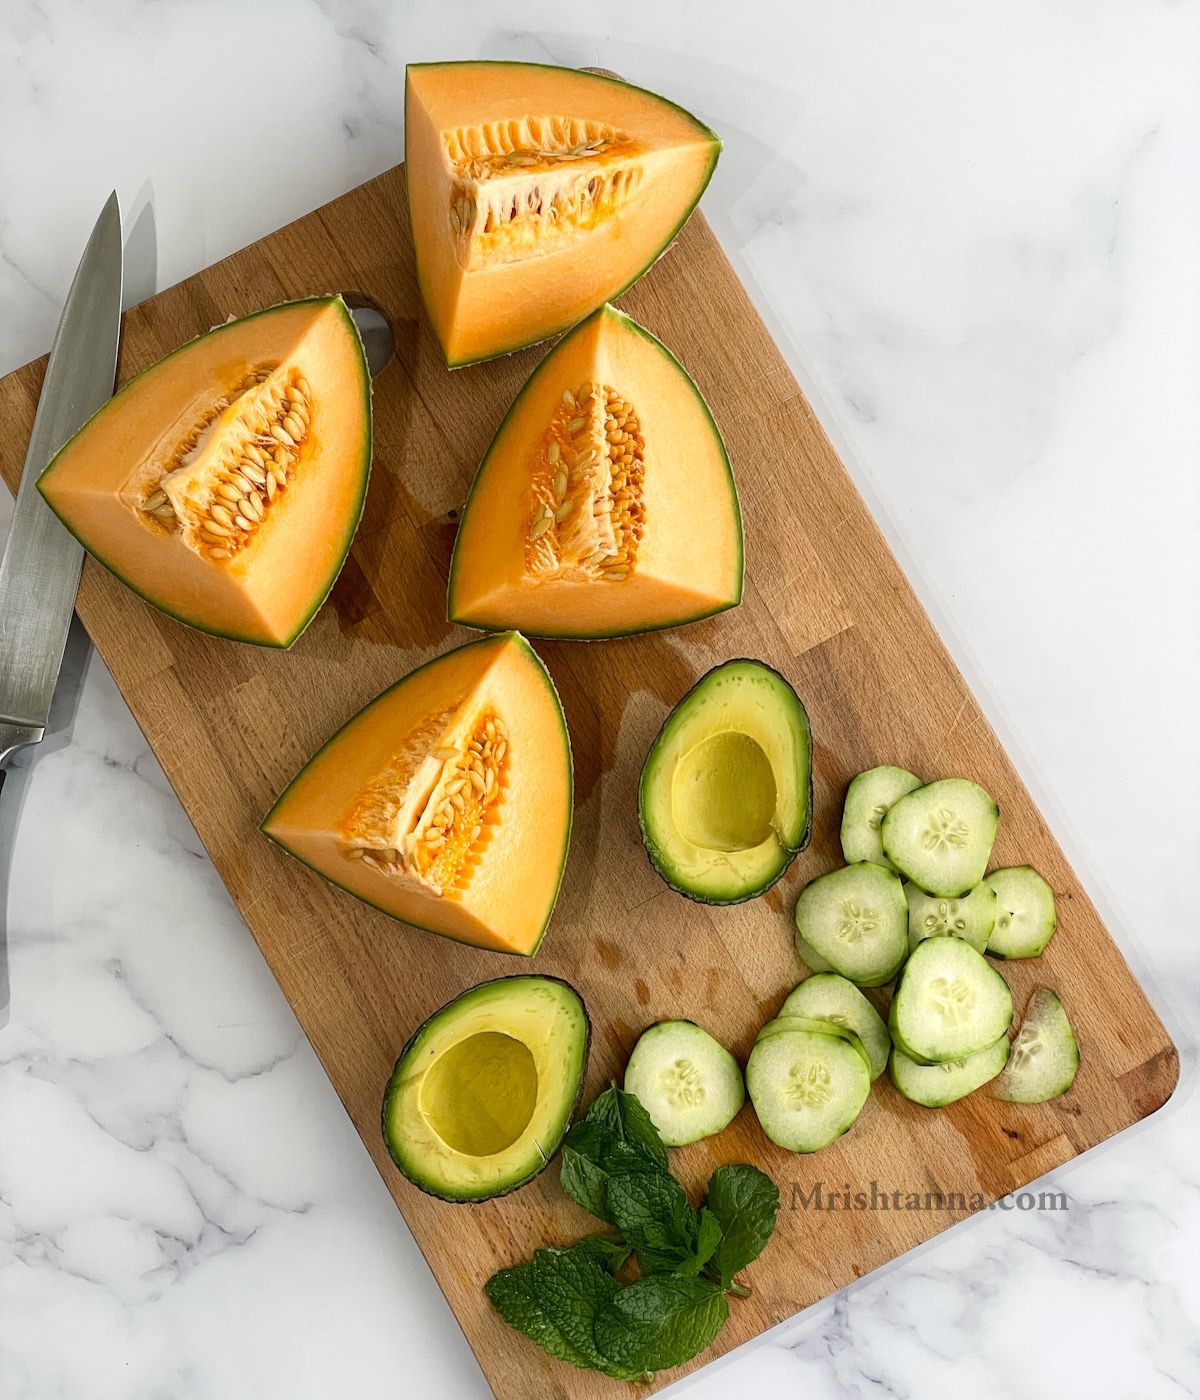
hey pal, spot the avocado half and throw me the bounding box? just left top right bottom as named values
left=638, top=659, right=813, bottom=904
left=382, top=975, right=590, bottom=1202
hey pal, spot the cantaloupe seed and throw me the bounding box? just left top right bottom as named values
left=141, top=368, right=311, bottom=563
left=522, top=381, right=645, bottom=585
left=444, top=115, right=643, bottom=258
left=338, top=707, right=509, bottom=899
left=411, top=711, right=509, bottom=895
left=140, top=367, right=263, bottom=526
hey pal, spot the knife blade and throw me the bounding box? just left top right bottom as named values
left=0, top=191, right=124, bottom=735
left=0, top=192, right=124, bottom=1018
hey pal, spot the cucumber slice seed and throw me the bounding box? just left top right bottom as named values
left=623, top=1020, right=745, bottom=1146
left=890, top=1035, right=1010, bottom=1108
left=781, top=973, right=890, bottom=1080
left=993, top=987, right=1078, bottom=1103
left=881, top=778, right=999, bottom=897
left=905, top=880, right=996, bottom=955
left=747, top=1026, right=871, bottom=1153
left=793, top=862, right=908, bottom=987
left=840, top=766, right=922, bottom=869
left=985, top=866, right=1057, bottom=959
left=889, top=936, right=1013, bottom=1064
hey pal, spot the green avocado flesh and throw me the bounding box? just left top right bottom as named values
left=382, top=976, right=590, bottom=1202
left=638, top=659, right=812, bottom=904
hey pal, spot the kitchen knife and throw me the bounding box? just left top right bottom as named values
left=0, top=192, right=125, bottom=1017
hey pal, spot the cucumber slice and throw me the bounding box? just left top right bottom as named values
left=881, top=778, right=999, bottom=897
left=840, top=766, right=922, bottom=868
left=985, top=866, right=1057, bottom=959
left=793, top=862, right=908, bottom=987
left=746, top=1026, right=871, bottom=1153
left=781, top=973, right=890, bottom=1080
left=623, top=1020, right=745, bottom=1146
left=889, top=936, right=1013, bottom=1064
left=755, top=1015, right=872, bottom=1074
left=905, top=880, right=996, bottom=955
left=890, top=1035, right=1009, bottom=1107
left=993, top=987, right=1078, bottom=1103
left=793, top=930, right=834, bottom=974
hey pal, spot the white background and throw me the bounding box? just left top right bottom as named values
left=1, top=3, right=1197, bottom=1397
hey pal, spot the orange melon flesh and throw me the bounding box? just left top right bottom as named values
left=406, top=61, right=721, bottom=366
left=260, top=633, right=572, bottom=955
left=447, top=304, right=742, bottom=638
left=38, top=297, right=371, bottom=647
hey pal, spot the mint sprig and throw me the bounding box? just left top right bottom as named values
left=485, top=1085, right=780, bottom=1381
left=703, top=1163, right=781, bottom=1291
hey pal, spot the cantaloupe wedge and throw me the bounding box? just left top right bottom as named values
left=447, top=304, right=742, bottom=639
left=405, top=61, right=720, bottom=365
left=38, top=297, right=371, bottom=648
left=261, top=632, right=572, bottom=955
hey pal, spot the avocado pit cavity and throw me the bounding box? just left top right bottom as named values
left=672, top=730, right=776, bottom=853
left=421, top=1031, right=539, bottom=1157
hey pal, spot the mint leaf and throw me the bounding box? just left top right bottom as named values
left=703, top=1164, right=780, bottom=1289
left=605, top=1169, right=699, bottom=1273
left=674, top=1206, right=724, bottom=1278
left=559, top=1122, right=613, bottom=1220
left=484, top=1262, right=594, bottom=1372
left=530, top=1247, right=614, bottom=1370
left=529, top=1245, right=642, bottom=1380
left=560, top=1119, right=664, bottom=1224
left=585, top=1084, right=669, bottom=1171
left=594, top=1275, right=730, bottom=1376
left=575, top=1233, right=634, bottom=1275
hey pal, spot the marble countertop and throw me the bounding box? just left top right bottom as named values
left=2, top=4, right=1198, bottom=1397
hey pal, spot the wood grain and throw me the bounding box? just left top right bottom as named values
left=0, top=168, right=1178, bottom=1398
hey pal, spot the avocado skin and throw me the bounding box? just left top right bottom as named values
left=381, top=974, right=591, bottom=1204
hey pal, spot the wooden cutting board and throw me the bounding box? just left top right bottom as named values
left=0, top=168, right=1178, bottom=1398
